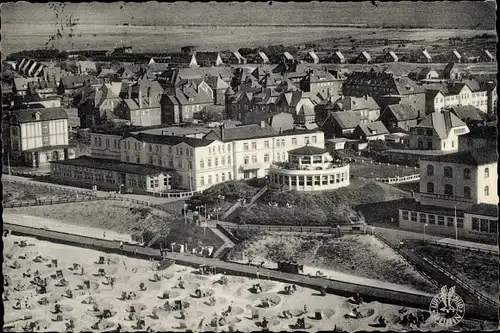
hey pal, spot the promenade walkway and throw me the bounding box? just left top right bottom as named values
left=4, top=221, right=497, bottom=321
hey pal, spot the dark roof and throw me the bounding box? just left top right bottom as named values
left=24, top=144, right=74, bottom=153
left=357, top=121, right=389, bottom=137
left=422, top=146, right=497, bottom=165
left=331, top=111, right=360, bottom=129
left=12, top=107, right=68, bottom=123
left=288, top=146, right=328, bottom=156
left=206, top=123, right=278, bottom=142
left=462, top=125, right=497, bottom=141
left=465, top=204, right=498, bottom=217
left=398, top=200, right=466, bottom=217
left=448, top=105, right=485, bottom=122
left=385, top=104, right=420, bottom=121
left=52, top=156, right=174, bottom=176
left=127, top=133, right=215, bottom=148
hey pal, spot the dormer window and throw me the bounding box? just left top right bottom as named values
left=33, top=111, right=41, bottom=121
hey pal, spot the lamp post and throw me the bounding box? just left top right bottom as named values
left=183, top=203, right=188, bottom=224
left=454, top=204, right=458, bottom=242
left=423, top=223, right=429, bottom=244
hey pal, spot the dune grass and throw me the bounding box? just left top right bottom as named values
left=228, top=231, right=437, bottom=294
left=2, top=181, right=85, bottom=204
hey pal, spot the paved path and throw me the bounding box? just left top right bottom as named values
left=4, top=222, right=497, bottom=321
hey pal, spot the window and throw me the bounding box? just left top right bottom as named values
left=125, top=153, right=130, bottom=162
left=227, top=156, right=231, bottom=165
left=208, top=175, right=212, bottom=185
left=264, top=140, right=270, bottom=148
left=221, top=156, right=225, bottom=166
left=444, top=166, right=453, bottom=178
left=244, top=156, right=249, bottom=164
left=305, top=137, right=310, bottom=145
left=200, top=177, right=205, bottom=186
left=427, top=165, right=434, bottom=176
left=215, top=157, right=219, bottom=167
left=264, top=154, right=270, bottom=162
left=243, top=172, right=250, bottom=179
left=472, top=218, right=479, bottom=231
left=216, top=174, right=219, bottom=183
left=227, top=144, right=231, bottom=152
left=177, top=160, right=182, bottom=169
left=179, top=148, right=183, bottom=156
left=427, top=182, right=434, bottom=193
left=428, top=215, right=436, bottom=224
left=276, top=140, right=280, bottom=148
left=410, top=212, right=417, bottom=222
left=136, top=155, right=140, bottom=163
left=419, top=213, right=427, bottom=223
left=188, top=161, right=192, bottom=170
left=464, top=186, right=471, bottom=198
left=456, top=218, right=463, bottom=229
left=281, top=139, right=285, bottom=146
left=207, top=158, right=212, bottom=167
left=484, top=186, right=489, bottom=196
left=426, top=129, right=433, bottom=136
left=312, top=136, right=317, bottom=144
left=480, top=219, right=489, bottom=232
left=221, top=173, right=226, bottom=182
left=94, top=137, right=98, bottom=146
left=200, top=159, right=204, bottom=169
left=251, top=142, right=257, bottom=150
left=98, top=137, right=102, bottom=146
left=149, top=144, right=153, bottom=152
left=446, top=217, right=454, bottom=227
left=218, top=145, right=221, bottom=154
left=444, top=184, right=453, bottom=196
left=149, top=156, right=154, bottom=165
left=292, top=138, right=297, bottom=145
left=243, top=143, right=249, bottom=151
left=438, top=216, right=445, bottom=226
left=463, top=168, right=471, bottom=179
left=402, top=211, right=409, bottom=220
left=228, top=172, right=232, bottom=180
left=158, top=158, right=163, bottom=166
left=489, top=220, right=497, bottom=234
left=485, top=168, right=489, bottom=178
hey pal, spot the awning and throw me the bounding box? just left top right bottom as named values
left=240, top=163, right=262, bottom=171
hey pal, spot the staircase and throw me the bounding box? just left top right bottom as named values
left=146, top=230, right=165, bottom=247
left=249, top=185, right=269, bottom=205
left=210, top=226, right=236, bottom=260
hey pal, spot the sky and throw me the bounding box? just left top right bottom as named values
left=1, top=1, right=497, bottom=29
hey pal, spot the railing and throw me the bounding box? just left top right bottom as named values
left=102, top=194, right=179, bottom=215
left=216, top=223, right=240, bottom=244
left=374, top=234, right=440, bottom=287
left=375, top=173, right=420, bottom=184
left=220, top=200, right=242, bottom=220
left=423, top=257, right=500, bottom=307
left=3, top=196, right=101, bottom=208
left=248, top=185, right=269, bottom=205
left=147, top=189, right=203, bottom=199
left=426, top=240, right=499, bottom=255
left=225, top=223, right=359, bottom=236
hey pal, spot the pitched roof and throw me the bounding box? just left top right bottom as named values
left=258, top=52, right=270, bottom=63
left=283, top=52, right=294, bottom=60
left=416, top=111, right=467, bottom=139
left=422, top=49, right=432, bottom=60
left=448, top=105, right=485, bottom=122
left=482, top=50, right=494, bottom=59
left=52, top=156, right=174, bottom=176
left=465, top=203, right=498, bottom=217
left=288, top=146, right=328, bottom=155
left=334, top=51, right=345, bottom=60
left=331, top=111, right=360, bottom=129
left=334, top=96, right=380, bottom=111
left=127, top=133, right=215, bottom=148
left=422, top=146, right=497, bottom=166
left=452, top=50, right=461, bottom=59
left=207, top=123, right=278, bottom=142
left=360, top=51, right=371, bottom=61
left=388, top=51, right=398, bottom=62
left=308, top=51, right=319, bottom=62
left=385, top=104, right=420, bottom=121
left=357, top=121, right=389, bottom=137
left=60, top=75, right=100, bottom=89
left=12, top=107, right=68, bottom=123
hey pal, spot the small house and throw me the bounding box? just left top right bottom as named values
left=331, top=51, right=346, bottom=64
left=228, top=51, right=247, bottom=65
left=305, top=51, right=320, bottom=64
left=356, top=51, right=372, bottom=64
left=478, top=50, right=495, bottom=62
left=354, top=121, right=389, bottom=141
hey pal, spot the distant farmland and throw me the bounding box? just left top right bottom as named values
left=1, top=23, right=495, bottom=56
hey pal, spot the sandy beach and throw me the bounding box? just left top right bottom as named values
left=2, top=234, right=478, bottom=332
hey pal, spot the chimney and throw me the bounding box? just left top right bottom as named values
left=128, top=84, right=132, bottom=100
left=260, top=120, right=266, bottom=128
left=219, top=124, right=225, bottom=140
left=139, top=86, right=143, bottom=109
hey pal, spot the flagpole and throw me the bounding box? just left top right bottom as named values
left=454, top=204, right=458, bottom=242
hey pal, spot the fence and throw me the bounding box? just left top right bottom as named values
left=102, top=195, right=179, bottom=215
left=375, top=174, right=420, bottom=184
left=226, top=223, right=369, bottom=237
left=374, top=234, right=440, bottom=287
left=3, top=196, right=101, bottom=208
left=147, top=189, right=202, bottom=199
left=423, top=257, right=500, bottom=308
left=426, top=240, right=498, bottom=255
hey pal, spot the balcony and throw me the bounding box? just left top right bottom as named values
left=271, top=161, right=347, bottom=171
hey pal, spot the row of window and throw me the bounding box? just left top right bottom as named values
left=242, top=136, right=318, bottom=151
left=426, top=183, right=490, bottom=197
left=200, top=172, right=232, bottom=186
left=149, top=178, right=169, bottom=189
left=403, top=211, right=464, bottom=228
left=209, top=144, right=231, bottom=155
left=200, top=156, right=232, bottom=169
left=427, top=165, right=490, bottom=179
left=271, top=173, right=346, bottom=186
left=472, top=217, right=498, bottom=234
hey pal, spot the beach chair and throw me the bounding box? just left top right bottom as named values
left=56, top=270, right=64, bottom=279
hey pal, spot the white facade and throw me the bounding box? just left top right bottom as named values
left=431, top=85, right=489, bottom=113
left=90, top=133, right=123, bottom=160
left=13, top=119, right=68, bottom=152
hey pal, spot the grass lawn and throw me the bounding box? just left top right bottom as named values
left=227, top=231, right=437, bottom=294
left=239, top=179, right=410, bottom=226
left=414, top=244, right=499, bottom=300
left=350, top=160, right=419, bottom=179
left=2, top=180, right=86, bottom=204
left=5, top=200, right=180, bottom=234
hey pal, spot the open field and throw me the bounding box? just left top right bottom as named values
left=227, top=231, right=437, bottom=294
left=4, top=234, right=473, bottom=332
left=2, top=22, right=495, bottom=56
left=350, top=161, right=419, bottom=179
left=2, top=181, right=89, bottom=204
left=238, top=179, right=410, bottom=225
left=413, top=244, right=499, bottom=301
left=4, top=200, right=179, bottom=234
